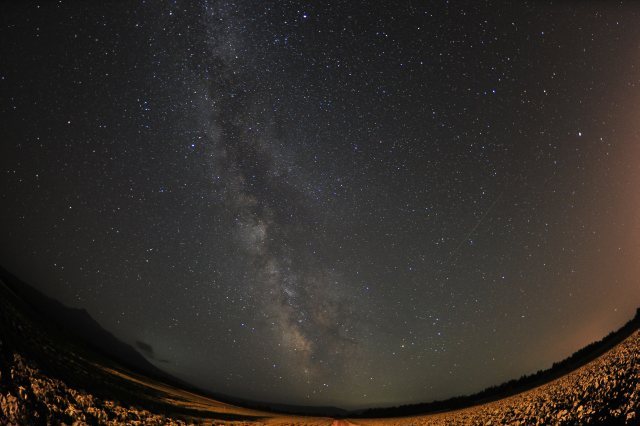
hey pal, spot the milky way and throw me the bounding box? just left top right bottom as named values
left=201, top=18, right=362, bottom=378
left=182, top=2, right=366, bottom=385
left=1, top=1, right=639, bottom=408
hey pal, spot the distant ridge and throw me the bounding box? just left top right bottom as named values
left=0, top=265, right=169, bottom=381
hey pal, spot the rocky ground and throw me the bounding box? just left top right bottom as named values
left=358, top=330, right=640, bottom=426
left=0, top=330, right=638, bottom=425
left=0, top=349, right=331, bottom=425
left=0, top=351, right=189, bottom=425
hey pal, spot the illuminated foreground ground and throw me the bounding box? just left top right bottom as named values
left=1, top=330, right=638, bottom=425
left=0, top=275, right=638, bottom=425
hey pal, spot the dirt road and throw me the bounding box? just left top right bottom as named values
left=331, top=420, right=359, bottom=426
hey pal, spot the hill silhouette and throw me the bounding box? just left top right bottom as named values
left=0, top=265, right=170, bottom=381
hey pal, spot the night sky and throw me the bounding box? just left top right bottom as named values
left=1, top=1, right=639, bottom=409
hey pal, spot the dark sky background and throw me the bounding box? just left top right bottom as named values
left=1, top=1, right=639, bottom=409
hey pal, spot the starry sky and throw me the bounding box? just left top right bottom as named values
left=1, top=1, right=640, bottom=409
